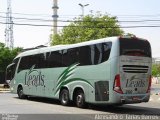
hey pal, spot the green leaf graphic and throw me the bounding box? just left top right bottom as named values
left=54, top=62, right=93, bottom=95
left=57, top=62, right=79, bottom=81
left=130, top=75, right=136, bottom=81
left=55, top=78, right=94, bottom=95
left=56, top=62, right=79, bottom=87
left=28, top=64, right=37, bottom=75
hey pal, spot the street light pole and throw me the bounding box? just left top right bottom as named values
left=78, top=3, right=89, bottom=17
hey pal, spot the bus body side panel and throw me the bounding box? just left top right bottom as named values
left=10, top=80, right=17, bottom=94
left=107, top=38, right=121, bottom=104
left=72, top=62, right=111, bottom=103
left=45, top=62, right=111, bottom=103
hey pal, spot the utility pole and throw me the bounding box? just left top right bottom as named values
left=52, top=0, right=58, bottom=41
left=78, top=3, right=89, bottom=17
left=51, top=0, right=59, bottom=45
left=5, top=0, right=14, bottom=49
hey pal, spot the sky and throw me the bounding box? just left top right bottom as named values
left=0, top=0, right=160, bottom=58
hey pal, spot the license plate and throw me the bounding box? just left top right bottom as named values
left=132, top=96, right=139, bottom=100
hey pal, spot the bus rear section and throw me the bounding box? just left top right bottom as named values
left=113, top=37, right=152, bottom=104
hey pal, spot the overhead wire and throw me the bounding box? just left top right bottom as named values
left=1, top=15, right=160, bottom=23
left=1, top=21, right=160, bottom=28
left=2, top=11, right=160, bottom=17
left=1, top=12, right=160, bottom=28
left=2, top=11, right=160, bottom=19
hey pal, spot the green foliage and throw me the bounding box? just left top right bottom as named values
left=51, top=14, right=124, bottom=45
left=152, top=64, right=160, bottom=77
left=0, top=42, right=22, bottom=72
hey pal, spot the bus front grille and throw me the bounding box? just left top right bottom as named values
left=122, top=65, right=148, bottom=73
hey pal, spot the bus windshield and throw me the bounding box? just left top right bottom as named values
left=119, top=38, right=151, bottom=57
left=5, top=58, right=19, bottom=82
left=6, top=63, right=15, bottom=82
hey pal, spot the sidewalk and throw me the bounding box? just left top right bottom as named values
left=152, top=83, right=160, bottom=88
left=150, top=83, right=160, bottom=102
left=151, top=83, right=160, bottom=94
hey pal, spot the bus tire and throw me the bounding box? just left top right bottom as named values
left=17, top=86, right=26, bottom=99
left=75, top=90, right=86, bottom=108
left=60, top=89, right=70, bottom=106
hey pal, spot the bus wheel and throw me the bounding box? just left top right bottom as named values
left=60, top=89, right=70, bottom=106
left=17, top=87, right=26, bottom=99
left=75, top=90, right=86, bottom=108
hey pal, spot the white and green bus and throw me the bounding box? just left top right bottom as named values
left=6, top=36, right=152, bottom=108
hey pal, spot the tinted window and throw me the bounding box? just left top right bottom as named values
left=91, top=43, right=112, bottom=64
left=120, top=38, right=151, bottom=57
left=101, top=42, right=112, bottom=62
left=6, top=65, right=15, bottom=80
left=6, top=58, right=19, bottom=80
left=45, top=50, right=62, bottom=68
left=79, top=42, right=112, bottom=65
left=62, top=48, right=79, bottom=66
left=37, top=54, right=46, bottom=68
left=18, top=54, right=41, bottom=72
left=79, top=46, right=91, bottom=65
left=17, top=42, right=112, bottom=70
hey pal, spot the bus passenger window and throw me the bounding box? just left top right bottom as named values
left=62, top=48, right=79, bottom=66
left=79, top=46, right=91, bottom=65
left=46, top=51, right=62, bottom=68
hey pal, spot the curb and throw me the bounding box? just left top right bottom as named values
left=0, top=91, right=10, bottom=93
left=151, top=93, right=160, bottom=95
left=0, top=88, right=10, bottom=93
left=0, top=89, right=10, bottom=91
left=155, top=93, right=160, bottom=95
left=149, top=94, right=160, bottom=102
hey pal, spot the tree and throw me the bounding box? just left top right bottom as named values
left=0, top=42, right=22, bottom=73
left=152, top=64, right=160, bottom=77
left=51, top=14, right=124, bottom=45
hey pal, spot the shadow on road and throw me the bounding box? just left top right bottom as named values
left=14, top=96, right=61, bottom=105
left=88, top=104, right=160, bottom=116
left=14, top=96, right=160, bottom=116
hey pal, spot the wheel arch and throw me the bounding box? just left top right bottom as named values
left=59, top=86, right=69, bottom=99
left=17, top=84, right=23, bottom=93
left=72, top=87, right=85, bottom=102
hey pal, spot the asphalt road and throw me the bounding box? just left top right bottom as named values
left=0, top=92, right=160, bottom=120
